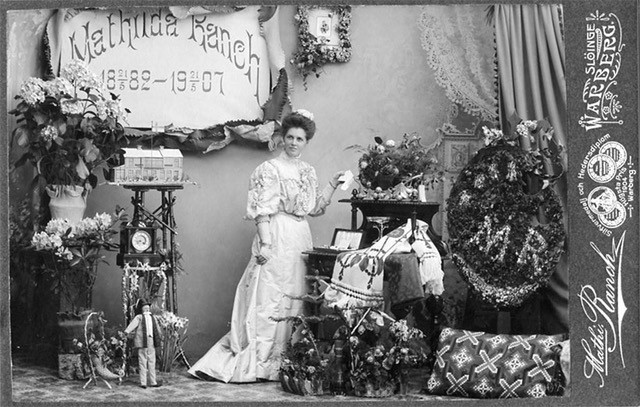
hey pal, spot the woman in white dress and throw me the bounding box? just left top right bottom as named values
left=188, top=110, right=345, bottom=383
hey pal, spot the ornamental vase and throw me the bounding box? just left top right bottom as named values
left=46, top=184, right=87, bottom=224
left=279, top=372, right=324, bottom=396
left=351, top=378, right=395, bottom=398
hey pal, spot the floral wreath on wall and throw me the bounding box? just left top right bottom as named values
left=292, top=5, right=352, bottom=88
left=446, top=119, right=566, bottom=310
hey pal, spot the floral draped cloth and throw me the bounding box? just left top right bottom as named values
left=324, top=220, right=444, bottom=309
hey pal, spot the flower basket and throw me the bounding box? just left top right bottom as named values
left=351, top=379, right=395, bottom=398
left=279, top=371, right=324, bottom=396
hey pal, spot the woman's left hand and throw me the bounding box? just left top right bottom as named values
left=331, top=170, right=347, bottom=188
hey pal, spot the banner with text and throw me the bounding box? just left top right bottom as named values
left=46, top=7, right=273, bottom=129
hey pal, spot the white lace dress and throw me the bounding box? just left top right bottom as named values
left=188, top=152, right=335, bottom=383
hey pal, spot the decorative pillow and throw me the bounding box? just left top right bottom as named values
left=426, top=328, right=567, bottom=399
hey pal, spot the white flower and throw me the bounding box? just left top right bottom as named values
left=32, top=231, right=54, bottom=250
left=482, top=126, right=504, bottom=146
left=384, top=139, right=396, bottom=148
left=375, top=144, right=386, bottom=153
left=45, top=218, right=72, bottom=236
left=474, top=174, right=486, bottom=189
left=19, top=77, right=46, bottom=106
left=506, top=161, right=518, bottom=182
left=459, top=191, right=471, bottom=206
left=75, top=217, right=99, bottom=236
left=55, top=247, right=73, bottom=261
left=524, top=120, right=537, bottom=130
left=294, top=109, right=314, bottom=121
left=61, top=60, right=104, bottom=90
left=39, top=125, right=58, bottom=142
left=96, top=98, right=128, bottom=122
left=44, top=77, right=74, bottom=96
left=60, top=99, right=84, bottom=115
left=94, top=213, right=113, bottom=230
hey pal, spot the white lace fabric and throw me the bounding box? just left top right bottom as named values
left=418, top=5, right=499, bottom=122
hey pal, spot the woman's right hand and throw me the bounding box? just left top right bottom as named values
left=256, top=243, right=273, bottom=265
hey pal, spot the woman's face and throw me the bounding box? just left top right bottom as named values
left=283, top=127, right=308, bottom=158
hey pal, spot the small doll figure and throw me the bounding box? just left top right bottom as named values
left=125, top=299, right=162, bottom=388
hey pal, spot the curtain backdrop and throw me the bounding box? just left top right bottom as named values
left=418, top=5, right=499, bottom=122
left=495, top=4, right=568, bottom=334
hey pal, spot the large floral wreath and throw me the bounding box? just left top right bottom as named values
left=447, top=124, right=565, bottom=310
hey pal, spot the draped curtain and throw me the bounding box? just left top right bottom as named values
left=495, top=4, right=568, bottom=334
left=418, top=5, right=499, bottom=122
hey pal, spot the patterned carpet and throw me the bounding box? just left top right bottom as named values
left=12, top=260, right=466, bottom=403
left=11, top=358, right=453, bottom=403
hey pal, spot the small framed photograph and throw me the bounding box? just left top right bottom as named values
left=331, top=228, right=365, bottom=250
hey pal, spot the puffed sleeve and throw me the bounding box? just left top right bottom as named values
left=308, top=166, right=336, bottom=217
left=245, top=161, right=280, bottom=220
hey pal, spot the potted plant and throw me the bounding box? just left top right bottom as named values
left=156, top=310, right=189, bottom=376
left=344, top=307, right=428, bottom=397
left=348, top=133, right=443, bottom=199
left=31, top=208, right=127, bottom=337
left=385, top=319, right=429, bottom=395
left=9, top=60, right=129, bottom=224
left=277, top=316, right=330, bottom=396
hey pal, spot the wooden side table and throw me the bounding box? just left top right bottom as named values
left=339, top=198, right=448, bottom=257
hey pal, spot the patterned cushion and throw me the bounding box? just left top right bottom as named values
left=426, top=328, right=566, bottom=399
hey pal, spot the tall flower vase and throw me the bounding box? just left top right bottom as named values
left=46, top=185, right=87, bottom=224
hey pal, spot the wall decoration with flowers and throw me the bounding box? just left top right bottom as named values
left=446, top=119, right=566, bottom=310
left=291, top=5, right=352, bottom=88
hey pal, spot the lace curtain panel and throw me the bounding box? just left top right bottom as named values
left=418, top=5, right=498, bottom=122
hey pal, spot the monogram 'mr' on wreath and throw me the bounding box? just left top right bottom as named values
left=447, top=122, right=566, bottom=310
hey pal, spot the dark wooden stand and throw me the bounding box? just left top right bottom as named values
left=113, top=183, right=190, bottom=372
left=121, top=184, right=182, bottom=315
left=339, top=198, right=447, bottom=256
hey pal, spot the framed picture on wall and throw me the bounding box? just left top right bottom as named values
left=308, top=8, right=340, bottom=46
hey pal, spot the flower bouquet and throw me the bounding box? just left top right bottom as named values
left=31, top=208, right=126, bottom=314
left=278, top=316, right=330, bottom=396
left=348, top=133, right=443, bottom=200
left=156, top=310, right=189, bottom=373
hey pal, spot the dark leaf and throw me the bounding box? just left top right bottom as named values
left=14, top=152, right=31, bottom=168
left=13, top=127, right=31, bottom=148
left=374, top=137, right=383, bottom=145
left=88, top=174, right=98, bottom=189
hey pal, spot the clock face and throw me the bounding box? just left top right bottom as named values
left=131, top=230, right=152, bottom=252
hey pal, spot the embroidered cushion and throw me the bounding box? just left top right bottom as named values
left=426, top=328, right=566, bottom=399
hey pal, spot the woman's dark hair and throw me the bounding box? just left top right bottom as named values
left=280, top=112, right=316, bottom=141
